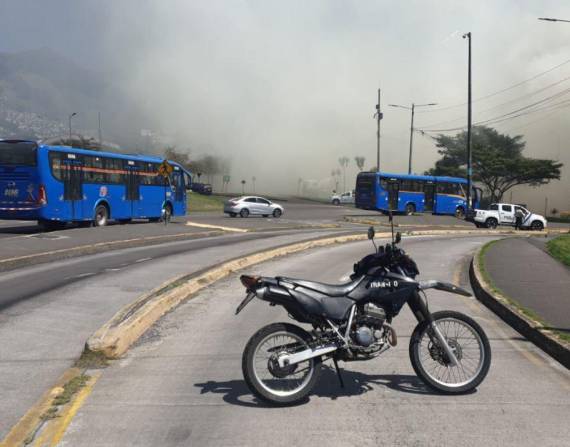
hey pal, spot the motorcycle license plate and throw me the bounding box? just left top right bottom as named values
left=235, top=292, right=255, bottom=315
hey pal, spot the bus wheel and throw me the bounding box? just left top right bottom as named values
left=455, top=207, right=465, bottom=219
left=94, top=204, right=109, bottom=227
left=405, top=203, right=415, bottom=216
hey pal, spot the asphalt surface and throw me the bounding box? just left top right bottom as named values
left=0, top=228, right=349, bottom=439
left=484, top=237, right=570, bottom=330
left=58, top=236, right=570, bottom=447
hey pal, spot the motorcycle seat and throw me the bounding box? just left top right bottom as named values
left=276, top=276, right=364, bottom=297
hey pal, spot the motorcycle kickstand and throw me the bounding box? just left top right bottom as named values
left=332, top=357, right=345, bottom=388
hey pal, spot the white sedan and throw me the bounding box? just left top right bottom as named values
left=223, top=196, right=284, bottom=218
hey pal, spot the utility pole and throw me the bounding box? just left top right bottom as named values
left=389, top=102, right=437, bottom=174
left=408, top=104, right=415, bottom=175
left=374, top=89, right=383, bottom=171
left=463, top=31, right=473, bottom=211
left=98, top=112, right=103, bottom=146
left=68, top=112, right=77, bottom=145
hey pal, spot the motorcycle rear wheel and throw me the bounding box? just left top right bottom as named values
left=409, top=310, right=491, bottom=394
left=242, top=322, right=321, bottom=406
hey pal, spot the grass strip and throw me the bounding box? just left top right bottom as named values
left=546, top=234, right=570, bottom=267
left=479, top=239, right=570, bottom=343
left=187, top=193, right=227, bottom=212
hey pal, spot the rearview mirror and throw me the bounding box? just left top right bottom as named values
left=367, top=226, right=375, bottom=240
left=395, top=232, right=402, bottom=244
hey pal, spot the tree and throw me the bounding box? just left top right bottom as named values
left=354, top=156, right=366, bottom=171
left=241, top=179, right=246, bottom=194
left=163, top=146, right=190, bottom=169
left=45, top=135, right=102, bottom=151
left=425, top=126, right=563, bottom=203
left=338, top=156, right=350, bottom=192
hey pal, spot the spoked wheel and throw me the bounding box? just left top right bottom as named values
left=530, top=220, right=544, bottom=231
left=242, top=323, right=320, bottom=406
left=409, top=311, right=491, bottom=394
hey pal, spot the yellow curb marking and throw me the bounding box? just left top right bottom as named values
left=185, top=221, right=248, bottom=233
left=0, top=368, right=82, bottom=447
left=33, top=372, right=101, bottom=447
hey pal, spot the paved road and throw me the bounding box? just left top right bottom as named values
left=0, top=228, right=349, bottom=438
left=59, top=236, right=570, bottom=446
left=484, top=237, right=570, bottom=329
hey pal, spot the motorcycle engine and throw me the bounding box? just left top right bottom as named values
left=354, top=303, right=386, bottom=347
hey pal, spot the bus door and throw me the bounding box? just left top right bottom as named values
left=125, top=160, right=140, bottom=217
left=424, top=181, right=435, bottom=212
left=171, top=167, right=186, bottom=215
left=62, top=154, right=83, bottom=220
left=386, top=179, right=399, bottom=211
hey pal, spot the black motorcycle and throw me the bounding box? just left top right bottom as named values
left=236, top=225, right=491, bottom=405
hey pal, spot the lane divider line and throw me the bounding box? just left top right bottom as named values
left=185, top=221, right=249, bottom=233
left=0, top=230, right=223, bottom=273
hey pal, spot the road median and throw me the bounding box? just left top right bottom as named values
left=0, top=229, right=222, bottom=273
left=470, top=241, right=570, bottom=369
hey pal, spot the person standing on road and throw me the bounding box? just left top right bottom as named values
left=515, top=206, right=524, bottom=230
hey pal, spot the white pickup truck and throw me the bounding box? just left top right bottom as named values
left=331, top=191, right=355, bottom=206
left=473, top=203, right=547, bottom=230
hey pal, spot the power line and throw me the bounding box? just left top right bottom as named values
left=419, top=87, right=570, bottom=133
left=419, top=88, right=570, bottom=133
left=415, top=57, right=570, bottom=114
left=417, top=75, right=570, bottom=129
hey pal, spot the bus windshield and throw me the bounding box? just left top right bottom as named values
left=0, top=141, right=38, bottom=166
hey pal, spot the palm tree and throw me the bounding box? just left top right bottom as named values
left=338, top=157, right=350, bottom=192
left=241, top=179, right=246, bottom=194
left=354, top=156, right=366, bottom=171
left=252, top=176, right=256, bottom=194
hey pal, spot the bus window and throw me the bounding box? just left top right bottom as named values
left=0, top=141, right=37, bottom=166
left=83, top=156, right=105, bottom=183
left=107, top=158, right=124, bottom=183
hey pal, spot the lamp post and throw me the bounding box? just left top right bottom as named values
left=463, top=32, right=472, bottom=211
left=538, top=17, right=570, bottom=23
left=68, top=112, right=77, bottom=145
left=388, top=102, right=437, bottom=174
left=374, top=89, right=383, bottom=171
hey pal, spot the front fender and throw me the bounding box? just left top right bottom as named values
left=418, top=280, right=472, bottom=297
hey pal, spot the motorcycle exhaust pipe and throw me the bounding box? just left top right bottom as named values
left=278, top=344, right=338, bottom=368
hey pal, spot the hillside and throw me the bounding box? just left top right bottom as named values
left=0, top=48, right=148, bottom=149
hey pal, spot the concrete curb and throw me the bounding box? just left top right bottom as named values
left=0, top=230, right=223, bottom=273
left=86, top=227, right=532, bottom=360
left=470, top=246, right=570, bottom=369
left=85, top=232, right=371, bottom=359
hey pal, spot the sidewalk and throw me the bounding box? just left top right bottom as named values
left=484, top=237, right=570, bottom=330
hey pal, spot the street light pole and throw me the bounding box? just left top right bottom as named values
left=388, top=102, right=437, bottom=174
left=538, top=17, right=570, bottom=23
left=408, top=104, right=415, bottom=175
left=68, top=112, right=77, bottom=146
left=374, top=89, right=383, bottom=172
left=463, top=32, right=473, bottom=211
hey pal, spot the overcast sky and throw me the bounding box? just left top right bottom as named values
left=1, top=0, right=569, bottom=209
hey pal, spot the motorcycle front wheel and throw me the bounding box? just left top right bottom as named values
left=409, top=310, right=491, bottom=394
left=242, top=322, right=321, bottom=406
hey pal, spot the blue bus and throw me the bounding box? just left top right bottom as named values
left=355, top=171, right=481, bottom=218
left=0, top=140, right=191, bottom=229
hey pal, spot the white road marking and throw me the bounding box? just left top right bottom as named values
left=75, top=272, right=96, bottom=278
left=135, top=257, right=153, bottom=263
